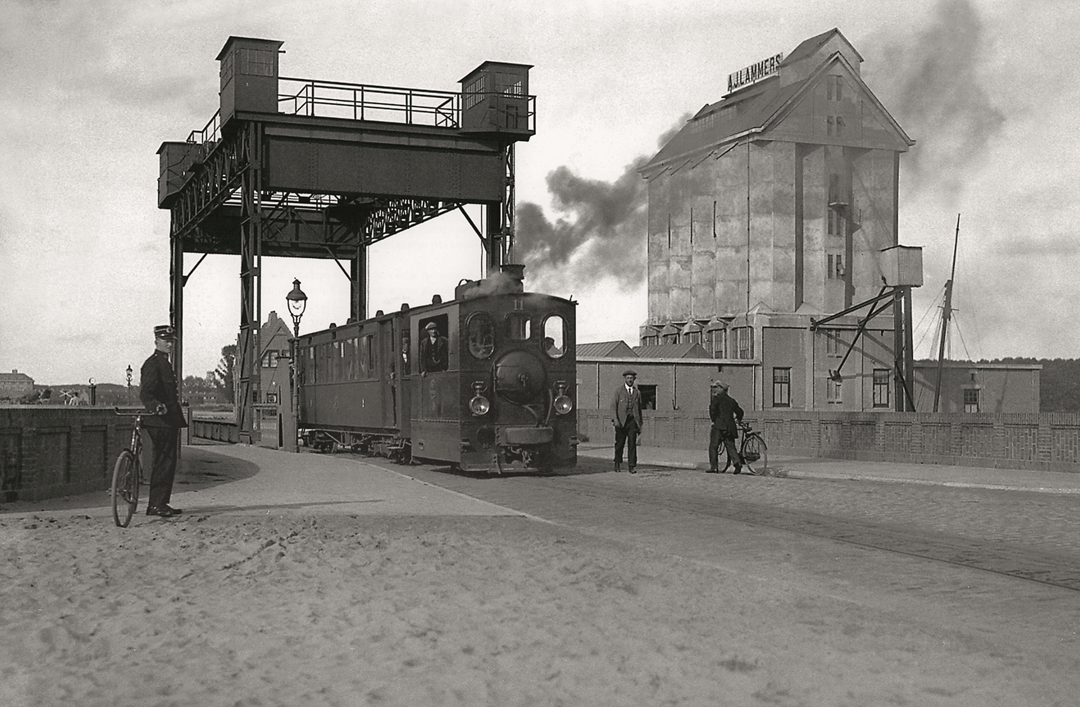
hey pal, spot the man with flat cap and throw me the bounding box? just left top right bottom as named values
left=419, top=321, right=448, bottom=375
left=140, top=324, right=188, bottom=517
left=708, top=380, right=744, bottom=474
left=611, top=369, right=643, bottom=473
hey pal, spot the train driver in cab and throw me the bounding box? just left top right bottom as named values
left=420, top=321, right=448, bottom=375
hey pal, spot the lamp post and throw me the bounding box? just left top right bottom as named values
left=126, top=365, right=133, bottom=404
left=286, top=279, right=308, bottom=452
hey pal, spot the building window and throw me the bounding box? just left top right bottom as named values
left=637, top=384, right=658, bottom=411
left=262, top=351, right=279, bottom=368
left=835, top=115, right=845, bottom=136
left=964, top=388, right=980, bottom=413
left=642, top=335, right=659, bottom=346
left=733, top=327, right=754, bottom=359
left=827, top=376, right=843, bottom=404
left=826, top=116, right=834, bottom=136
left=827, top=75, right=844, bottom=101
left=708, top=329, right=726, bottom=358
left=663, top=332, right=679, bottom=345
left=238, top=48, right=275, bottom=77
left=873, top=369, right=890, bottom=408
left=828, top=208, right=845, bottom=236
left=828, top=254, right=845, bottom=279
left=825, top=329, right=841, bottom=356
left=772, top=368, right=791, bottom=408
left=827, top=254, right=845, bottom=279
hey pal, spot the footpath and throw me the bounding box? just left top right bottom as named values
left=6, top=439, right=1080, bottom=519
left=577, top=443, right=1080, bottom=494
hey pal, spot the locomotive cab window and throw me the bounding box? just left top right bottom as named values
left=466, top=312, right=495, bottom=359
left=419, top=314, right=450, bottom=373
left=506, top=312, right=531, bottom=341
left=542, top=315, right=566, bottom=358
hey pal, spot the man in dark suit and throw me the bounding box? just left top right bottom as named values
left=708, top=380, right=744, bottom=474
left=140, top=324, right=189, bottom=517
left=419, top=322, right=448, bottom=374
left=611, top=369, right=643, bottom=474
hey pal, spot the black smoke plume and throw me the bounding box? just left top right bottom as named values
left=864, top=0, right=1005, bottom=202
left=517, top=119, right=688, bottom=294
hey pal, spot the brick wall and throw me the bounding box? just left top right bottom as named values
left=580, top=408, right=1080, bottom=474
left=0, top=406, right=136, bottom=503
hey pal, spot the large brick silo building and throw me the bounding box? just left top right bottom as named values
left=638, top=28, right=918, bottom=411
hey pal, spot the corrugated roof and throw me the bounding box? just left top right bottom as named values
left=577, top=341, right=638, bottom=358
left=632, top=343, right=712, bottom=359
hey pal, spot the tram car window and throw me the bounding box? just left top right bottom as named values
left=542, top=314, right=566, bottom=358
left=418, top=314, right=450, bottom=373
left=506, top=311, right=531, bottom=341
left=466, top=312, right=496, bottom=360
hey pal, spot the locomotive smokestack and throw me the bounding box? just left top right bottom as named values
left=500, top=263, right=525, bottom=286
left=455, top=264, right=526, bottom=300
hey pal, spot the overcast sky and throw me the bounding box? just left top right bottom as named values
left=2, top=0, right=1077, bottom=385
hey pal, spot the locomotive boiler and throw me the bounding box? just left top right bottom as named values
left=296, top=267, right=578, bottom=473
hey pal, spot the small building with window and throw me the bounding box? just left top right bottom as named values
left=0, top=370, right=34, bottom=402
left=253, top=310, right=293, bottom=405
left=576, top=342, right=1040, bottom=414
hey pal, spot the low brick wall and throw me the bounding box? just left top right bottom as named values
left=0, top=406, right=138, bottom=503
left=579, top=409, right=1080, bottom=474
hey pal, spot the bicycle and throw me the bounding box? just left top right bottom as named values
left=112, top=408, right=152, bottom=527
left=719, top=421, right=768, bottom=475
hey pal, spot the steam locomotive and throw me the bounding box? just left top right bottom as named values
left=296, top=266, right=578, bottom=473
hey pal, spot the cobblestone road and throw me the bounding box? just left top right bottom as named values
left=384, top=456, right=1080, bottom=592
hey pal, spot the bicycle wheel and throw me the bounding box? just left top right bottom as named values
left=741, top=434, right=767, bottom=475
left=111, top=450, right=139, bottom=527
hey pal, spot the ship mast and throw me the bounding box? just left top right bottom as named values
left=933, top=214, right=961, bottom=412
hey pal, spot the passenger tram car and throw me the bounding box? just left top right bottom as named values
left=296, top=265, right=578, bottom=473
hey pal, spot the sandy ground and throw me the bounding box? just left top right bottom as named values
left=1, top=447, right=1077, bottom=706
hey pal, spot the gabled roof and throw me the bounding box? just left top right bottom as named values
left=782, top=28, right=863, bottom=66
left=632, top=343, right=711, bottom=359
left=260, top=312, right=292, bottom=342
left=640, top=29, right=912, bottom=175
left=642, top=79, right=806, bottom=173
left=577, top=341, right=638, bottom=358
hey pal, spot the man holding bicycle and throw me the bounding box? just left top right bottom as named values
left=140, top=324, right=188, bottom=517
left=707, top=380, right=744, bottom=474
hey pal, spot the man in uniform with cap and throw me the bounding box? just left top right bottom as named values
left=419, top=321, right=448, bottom=375
left=140, top=324, right=188, bottom=517
left=611, top=369, right=643, bottom=473
left=708, top=380, right=744, bottom=474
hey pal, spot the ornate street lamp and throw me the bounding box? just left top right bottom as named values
left=287, top=278, right=308, bottom=339
left=126, top=365, right=133, bottom=404
left=285, top=279, right=307, bottom=451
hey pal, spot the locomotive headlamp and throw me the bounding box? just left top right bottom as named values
left=553, top=381, right=573, bottom=415
left=469, top=381, right=491, bottom=416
